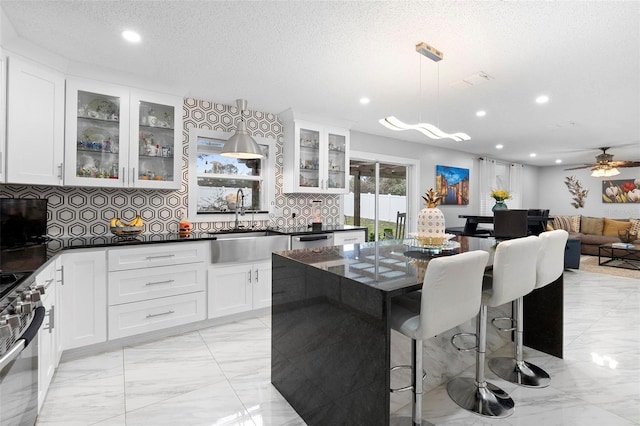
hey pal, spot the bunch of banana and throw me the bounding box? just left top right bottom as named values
left=110, top=215, right=144, bottom=228
left=129, top=215, right=144, bottom=227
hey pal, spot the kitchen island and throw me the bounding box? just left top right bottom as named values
left=271, top=237, right=563, bottom=425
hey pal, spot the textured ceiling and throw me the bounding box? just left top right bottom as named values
left=1, top=0, right=639, bottom=167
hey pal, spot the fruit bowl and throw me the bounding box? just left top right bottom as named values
left=110, top=226, right=143, bottom=237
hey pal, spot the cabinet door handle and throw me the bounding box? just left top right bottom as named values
left=132, top=167, right=136, bottom=186
left=122, top=167, right=126, bottom=187
left=57, top=266, right=64, bottom=285
left=146, top=310, right=175, bottom=318
left=255, top=269, right=259, bottom=282
left=145, top=279, right=175, bottom=286
left=248, top=270, right=252, bottom=284
left=146, top=254, right=175, bottom=260
left=47, top=305, right=55, bottom=333
left=343, top=237, right=359, bottom=242
left=58, top=163, right=63, bottom=181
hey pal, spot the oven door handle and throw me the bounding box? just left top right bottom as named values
left=0, top=306, right=45, bottom=371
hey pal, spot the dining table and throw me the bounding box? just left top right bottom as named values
left=458, top=214, right=552, bottom=236
left=271, top=236, right=563, bottom=426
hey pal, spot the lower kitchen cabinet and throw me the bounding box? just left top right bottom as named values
left=108, top=292, right=206, bottom=340
left=37, top=261, right=58, bottom=412
left=333, top=229, right=366, bottom=245
left=208, top=260, right=272, bottom=318
left=59, top=250, right=107, bottom=350
left=107, top=244, right=207, bottom=339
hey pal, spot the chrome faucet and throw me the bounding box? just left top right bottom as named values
left=234, top=188, right=245, bottom=229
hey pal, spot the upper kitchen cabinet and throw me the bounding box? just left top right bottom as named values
left=64, top=79, right=181, bottom=189
left=5, top=56, right=65, bottom=185
left=280, top=113, right=349, bottom=194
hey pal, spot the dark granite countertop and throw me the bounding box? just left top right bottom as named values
left=274, top=236, right=497, bottom=294
left=46, top=232, right=218, bottom=255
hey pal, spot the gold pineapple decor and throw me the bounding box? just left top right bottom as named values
left=416, top=188, right=447, bottom=246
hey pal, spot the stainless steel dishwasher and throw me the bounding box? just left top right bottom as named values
left=290, top=232, right=334, bottom=250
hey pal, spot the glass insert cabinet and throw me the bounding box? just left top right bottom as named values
left=282, top=119, right=349, bottom=194
left=64, top=79, right=182, bottom=189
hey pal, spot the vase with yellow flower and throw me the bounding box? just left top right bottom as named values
left=490, top=189, right=511, bottom=212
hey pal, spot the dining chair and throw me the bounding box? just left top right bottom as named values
left=396, top=211, right=406, bottom=239
left=493, top=209, right=528, bottom=239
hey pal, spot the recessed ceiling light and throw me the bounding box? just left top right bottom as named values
left=555, top=159, right=562, bottom=164
left=495, top=144, right=503, bottom=149
left=360, top=97, right=370, bottom=105
left=530, top=153, right=537, bottom=157
left=122, top=30, right=141, bottom=43
left=476, top=110, right=486, bottom=117
left=535, top=95, right=549, bottom=104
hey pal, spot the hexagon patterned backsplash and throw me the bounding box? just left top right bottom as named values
left=0, top=97, right=341, bottom=238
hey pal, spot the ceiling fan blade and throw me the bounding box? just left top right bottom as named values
left=564, top=164, right=595, bottom=170
left=613, top=161, right=640, bottom=168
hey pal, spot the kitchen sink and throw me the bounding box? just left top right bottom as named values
left=210, top=230, right=290, bottom=263
left=211, top=230, right=283, bottom=239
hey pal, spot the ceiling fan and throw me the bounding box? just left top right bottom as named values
left=564, top=147, right=640, bottom=177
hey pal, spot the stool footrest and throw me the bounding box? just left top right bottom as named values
left=491, top=316, right=516, bottom=332
left=451, top=332, right=477, bottom=352
left=390, top=365, right=426, bottom=393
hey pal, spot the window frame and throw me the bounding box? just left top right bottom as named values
left=188, top=127, right=275, bottom=223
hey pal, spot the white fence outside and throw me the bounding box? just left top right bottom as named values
left=343, top=193, right=407, bottom=222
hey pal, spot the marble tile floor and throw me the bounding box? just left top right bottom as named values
left=37, top=268, right=639, bottom=426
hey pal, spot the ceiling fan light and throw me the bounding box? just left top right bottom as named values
left=591, top=168, right=605, bottom=177
left=604, top=167, right=620, bottom=177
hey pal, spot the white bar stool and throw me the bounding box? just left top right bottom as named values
left=447, top=235, right=541, bottom=418
left=488, top=229, right=568, bottom=387
left=389, top=250, right=489, bottom=426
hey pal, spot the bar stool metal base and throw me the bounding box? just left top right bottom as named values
left=488, top=357, right=550, bottom=388
left=389, top=416, right=435, bottom=426
left=446, top=377, right=515, bottom=418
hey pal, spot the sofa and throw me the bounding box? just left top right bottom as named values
left=550, top=215, right=640, bottom=256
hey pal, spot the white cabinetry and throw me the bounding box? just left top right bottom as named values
left=59, top=250, right=107, bottom=350
left=280, top=115, right=349, bottom=194
left=37, top=261, right=59, bottom=411
left=6, top=56, right=65, bottom=185
left=107, top=243, right=207, bottom=339
left=64, top=78, right=181, bottom=189
left=333, top=230, right=366, bottom=245
left=208, top=260, right=271, bottom=318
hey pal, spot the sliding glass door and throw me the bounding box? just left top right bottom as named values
left=345, top=159, right=409, bottom=241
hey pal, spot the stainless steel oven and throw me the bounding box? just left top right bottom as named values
left=0, top=302, right=45, bottom=426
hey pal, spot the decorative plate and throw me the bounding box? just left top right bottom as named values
left=87, top=98, right=118, bottom=117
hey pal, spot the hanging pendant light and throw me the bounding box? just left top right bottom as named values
left=380, top=42, right=470, bottom=142
left=221, top=99, right=263, bottom=159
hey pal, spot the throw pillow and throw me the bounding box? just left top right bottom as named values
left=581, top=216, right=604, bottom=235
left=602, top=218, right=631, bottom=237
left=546, top=223, right=554, bottom=231
left=553, top=215, right=580, bottom=233
left=628, top=218, right=640, bottom=236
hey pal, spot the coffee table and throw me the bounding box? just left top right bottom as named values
left=598, top=243, right=640, bottom=270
